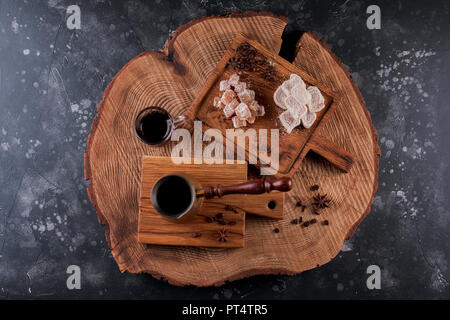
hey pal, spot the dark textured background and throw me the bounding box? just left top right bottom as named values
left=0, top=0, right=449, bottom=299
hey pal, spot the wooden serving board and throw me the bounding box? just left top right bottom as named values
left=84, top=12, right=380, bottom=286
left=188, top=33, right=354, bottom=175
left=138, top=156, right=285, bottom=247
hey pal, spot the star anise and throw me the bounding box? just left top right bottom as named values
left=216, top=229, right=230, bottom=242
left=312, top=193, right=331, bottom=209
left=228, top=57, right=239, bottom=69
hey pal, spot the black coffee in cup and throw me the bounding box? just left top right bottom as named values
left=135, top=107, right=174, bottom=145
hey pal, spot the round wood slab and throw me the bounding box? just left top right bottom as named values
left=84, top=11, right=380, bottom=286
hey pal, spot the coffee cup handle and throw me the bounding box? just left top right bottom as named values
left=173, top=115, right=186, bottom=126
left=173, top=114, right=194, bottom=132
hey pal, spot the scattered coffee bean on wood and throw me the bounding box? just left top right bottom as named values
left=301, top=221, right=310, bottom=228
left=217, top=220, right=227, bottom=225
left=192, top=232, right=201, bottom=238
left=322, top=220, right=329, bottom=226
left=301, top=205, right=306, bottom=212
left=310, top=184, right=320, bottom=191
left=296, top=200, right=303, bottom=207
left=216, top=213, right=224, bottom=219
left=291, top=218, right=299, bottom=225
left=298, top=216, right=303, bottom=223
left=228, top=42, right=279, bottom=82
left=205, top=217, right=214, bottom=223
left=225, top=205, right=238, bottom=213
left=310, top=219, right=317, bottom=224
left=273, top=228, right=280, bottom=233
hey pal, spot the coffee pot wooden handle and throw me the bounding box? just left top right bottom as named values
left=203, top=177, right=292, bottom=199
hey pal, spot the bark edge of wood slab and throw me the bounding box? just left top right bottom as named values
left=84, top=11, right=380, bottom=287
left=203, top=177, right=292, bottom=198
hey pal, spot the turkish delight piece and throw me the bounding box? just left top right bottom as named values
left=290, top=73, right=302, bottom=82
left=301, top=111, right=317, bottom=129
left=221, top=89, right=235, bottom=105
left=281, top=78, right=297, bottom=95
left=228, top=73, right=240, bottom=86
left=219, top=80, right=230, bottom=91
left=290, top=73, right=306, bottom=89
left=273, top=86, right=288, bottom=109
left=255, top=104, right=265, bottom=117
left=238, top=89, right=255, bottom=104
left=235, top=102, right=252, bottom=120
left=223, top=103, right=236, bottom=118
left=279, top=110, right=300, bottom=134
left=247, top=89, right=255, bottom=100
left=228, top=98, right=239, bottom=110
left=233, top=81, right=247, bottom=93
left=213, top=96, right=223, bottom=109
left=292, top=83, right=312, bottom=106
left=249, top=101, right=265, bottom=117
left=232, top=116, right=247, bottom=128
left=284, top=95, right=307, bottom=120
left=307, top=86, right=325, bottom=112
left=248, top=101, right=258, bottom=112
left=247, top=109, right=256, bottom=124
left=283, top=95, right=295, bottom=109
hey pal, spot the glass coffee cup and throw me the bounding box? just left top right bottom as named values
left=134, top=106, right=186, bottom=146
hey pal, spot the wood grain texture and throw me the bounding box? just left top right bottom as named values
left=242, top=191, right=284, bottom=219
left=188, top=33, right=353, bottom=175
left=308, top=135, right=355, bottom=172
left=84, top=11, right=380, bottom=286
left=138, top=156, right=286, bottom=247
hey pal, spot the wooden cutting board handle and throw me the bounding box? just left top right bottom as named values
left=308, top=135, right=355, bottom=172
left=203, top=177, right=292, bottom=198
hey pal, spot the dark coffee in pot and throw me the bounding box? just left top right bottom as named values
left=154, top=175, right=193, bottom=217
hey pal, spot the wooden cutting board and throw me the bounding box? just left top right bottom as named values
left=84, top=12, right=380, bottom=286
left=138, top=156, right=285, bottom=247
left=187, top=33, right=354, bottom=175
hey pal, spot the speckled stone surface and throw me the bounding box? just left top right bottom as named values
left=0, top=0, right=449, bottom=299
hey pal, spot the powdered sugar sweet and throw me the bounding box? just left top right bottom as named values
left=213, top=73, right=265, bottom=128
left=274, top=73, right=325, bottom=132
